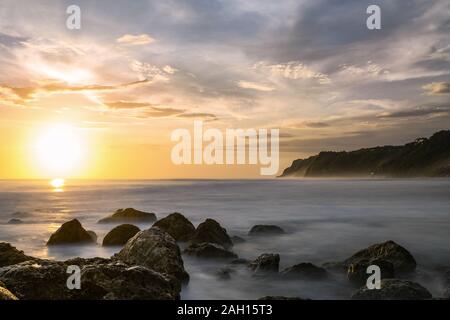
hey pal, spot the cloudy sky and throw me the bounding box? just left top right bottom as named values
left=0, top=0, right=449, bottom=179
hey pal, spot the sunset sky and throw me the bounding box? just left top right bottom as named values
left=0, top=0, right=449, bottom=179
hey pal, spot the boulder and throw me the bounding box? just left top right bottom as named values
left=351, top=279, right=432, bottom=300
left=102, top=224, right=140, bottom=246
left=152, top=212, right=195, bottom=242
left=0, top=242, right=35, bottom=267
left=87, top=231, right=97, bottom=243
left=344, top=241, right=416, bottom=274
left=248, top=225, right=285, bottom=236
left=7, top=218, right=23, bottom=224
left=189, top=219, right=233, bottom=249
left=231, top=236, right=246, bottom=244
left=347, top=259, right=394, bottom=286
left=47, top=219, right=96, bottom=245
left=184, top=243, right=238, bottom=259
left=98, top=208, right=156, bottom=224
left=0, top=286, right=18, bottom=300
left=280, top=263, right=328, bottom=280
left=248, top=254, right=280, bottom=275
left=114, top=227, right=189, bottom=287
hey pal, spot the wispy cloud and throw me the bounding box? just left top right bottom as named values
left=116, top=34, right=155, bottom=45
left=237, top=80, right=275, bottom=92
left=423, top=82, right=450, bottom=95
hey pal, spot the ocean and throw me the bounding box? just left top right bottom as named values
left=0, top=179, right=449, bottom=299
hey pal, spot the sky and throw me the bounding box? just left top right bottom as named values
left=0, top=0, right=449, bottom=179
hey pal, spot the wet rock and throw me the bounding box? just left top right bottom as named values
left=189, top=219, right=233, bottom=249
left=0, top=286, right=18, bottom=300
left=351, top=279, right=432, bottom=300
left=230, top=258, right=251, bottom=265
left=215, top=267, right=236, bottom=280
left=281, top=263, right=328, bottom=280
left=258, top=296, right=305, bottom=300
left=231, top=236, right=246, bottom=244
left=98, top=208, right=156, bottom=224
left=47, top=219, right=96, bottom=246
left=7, top=218, right=23, bottom=224
left=248, top=225, right=285, bottom=236
left=102, top=224, right=140, bottom=246
left=87, top=231, right=97, bottom=243
left=152, top=212, right=195, bottom=242
left=114, top=227, right=189, bottom=287
left=0, top=242, right=35, bottom=267
left=248, top=254, right=280, bottom=275
left=184, top=243, right=237, bottom=259
left=347, top=259, right=394, bottom=286
left=344, top=241, right=417, bottom=274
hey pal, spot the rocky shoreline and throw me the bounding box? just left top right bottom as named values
left=1, top=209, right=449, bottom=300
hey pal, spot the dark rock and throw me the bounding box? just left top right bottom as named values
left=102, top=224, right=140, bottom=246
left=87, top=231, right=97, bottom=243
left=215, top=267, right=236, bottom=280
left=152, top=212, right=195, bottom=242
left=258, top=296, right=305, bottom=300
left=0, top=242, right=35, bottom=267
left=230, top=258, right=251, bottom=265
left=347, top=259, right=394, bottom=286
left=231, top=236, right=246, bottom=244
left=351, top=279, right=432, bottom=300
left=344, top=241, right=416, bottom=274
left=7, top=218, right=23, bottom=224
left=98, top=208, right=156, bottom=224
left=248, top=254, right=280, bottom=275
left=281, top=263, right=328, bottom=280
left=189, top=219, right=233, bottom=249
left=114, top=227, right=189, bottom=287
left=248, top=225, right=285, bottom=236
left=0, top=286, right=18, bottom=300
left=184, top=243, right=237, bottom=259
left=322, top=261, right=346, bottom=273
left=47, top=219, right=95, bottom=246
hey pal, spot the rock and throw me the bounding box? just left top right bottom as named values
left=189, top=218, right=233, bottom=249
left=351, top=279, right=432, bottom=300
left=258, top=296, right=305, bottom=300
left=281, top=263, right=328, bottom=280
left=347, top=259, right=394, bottom=286
left=102, top=224, right=140, bottom=246
left=7, top=218, right=23, bottom=224
left=248, top=225, right=285, bottom=236
left=230, top=258, right=251, bottom=265
left=0, top=242, right=35, bottom=267
left=231, top=236, right=246, bottom=244
left=184, top=243, right=237, bottom=259
left=87, top=231, right=97, bottom=243
left=0, top=286, right=18, bottom=300
left=322, top=261, right=346, bottom=273
left=0, top=259, right=179, bottom=300
left=152, top=212, right=195, bottom=242
left=344, top=241, right=417, bottom=274
left=98, top=208, right=156, bottom=224
left=248, top=254, right=280, bottom=275
left=47, top=219, right=96, bottom=245
left=114, top=227, right=189, bottom=287
left=215, top=267, right=236, bottom=280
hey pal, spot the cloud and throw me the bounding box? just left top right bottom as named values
left=116, top=34, right=155, bottom=45
left=423, top=82, right=450, bottom=95
left=177, top=112, right=218, bottom=121
left=237, top=80, right=275, bottom=92
left=377, top=105, right=450, bottom=118
left=254, top=61, right=330, bottom=84
left=104, top=100, right=154, bottom=109
left=299, top=121, right=331, bottom=128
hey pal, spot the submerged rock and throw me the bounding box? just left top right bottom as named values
left=7, top=218, right=23, bottom=224
left=248, top=225, right=285, bottom=236
left=114, top=227, right=189, bottom=287
left=344, top=240, right=417, bottom=274
left=0, top=242, right=35, bottom=267
left=102, top=224, right=140, bottom=246
left=248, top=254, right=280, bottom=275
left=189, top=219, right=233, bottom=249
left=98, top=208, right=156, bottom=224
left=152, top=212, right=195, bottom=242
left=351, top=279, right=432, bottom=300
left=184, top=243, right=237, bottom=259
left=230, top=258, right=251, bottom=265
left=0, top=286, right=18, bottom=300
left=47, top=219, right=96, bottom=246
left=347, top=259, right=394, bottom=286
left=281, top=263, right=328, bottom=280
left=215, top=267, right=236, bottom=280
left=231, top=236, right=246, bottom=244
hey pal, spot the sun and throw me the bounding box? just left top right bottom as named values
left=34, top=124, right=85, bottom=177
left=50, top=178, right=65, bottom=189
